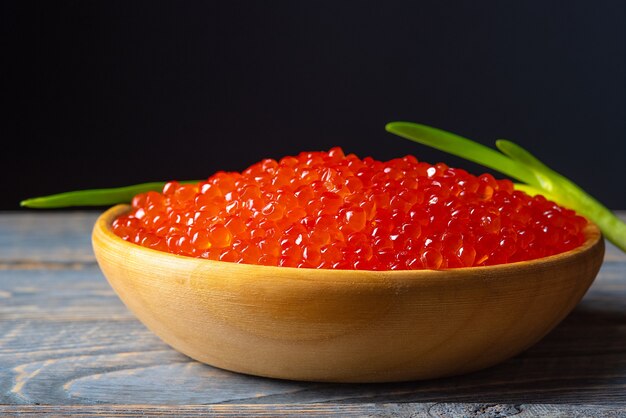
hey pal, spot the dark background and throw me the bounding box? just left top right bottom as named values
left=3, top=1, right=624, bottom=210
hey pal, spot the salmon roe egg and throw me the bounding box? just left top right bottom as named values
left=112, top=147, right=588, bottom=270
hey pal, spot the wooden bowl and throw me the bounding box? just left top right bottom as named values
left=92, top=204, right=605, bottom=383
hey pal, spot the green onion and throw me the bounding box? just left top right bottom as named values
left=20, top=180, right=201, bottom=209
left=385, top=121, right=626, bottom=253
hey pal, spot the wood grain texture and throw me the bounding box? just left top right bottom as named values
left=0, top=403, right=625, bottom=417
left=0, top=211, right=625, bottom=414
left=0, top=212, right=98, bottom=266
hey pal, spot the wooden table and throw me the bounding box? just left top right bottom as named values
left=1, top=211, right=625, bottom=417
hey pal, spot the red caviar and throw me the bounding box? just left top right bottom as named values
left=112, top=147, right=587, bottom=270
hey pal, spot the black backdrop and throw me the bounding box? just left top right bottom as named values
left=3, top=1, right=625, bottom=210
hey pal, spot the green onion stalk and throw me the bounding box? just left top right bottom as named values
left=20, top=181, right=200, bottom=209
left=385, top=122, right=626, bottom=253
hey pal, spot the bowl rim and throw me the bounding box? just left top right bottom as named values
left=94, top=204, right=604, bottom=281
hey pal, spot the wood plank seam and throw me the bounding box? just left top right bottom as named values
left=0, top=261, right=97, bottom=271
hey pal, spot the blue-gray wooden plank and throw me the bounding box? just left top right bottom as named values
left=0, top=212, right=99, bottom=264
left=0, top=211, right=625, bottom=414
left=0, top=264, right=624, bottom=406
left=0, top=403, right=625, bottom=417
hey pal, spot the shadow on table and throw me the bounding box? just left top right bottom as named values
left=241, top=304, right=626, bottom=405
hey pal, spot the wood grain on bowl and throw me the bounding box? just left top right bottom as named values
left=92, top=204, right=605, bottom=383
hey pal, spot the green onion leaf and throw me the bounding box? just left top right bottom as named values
left=384, top=122, right=539, bottom=187
left=386, top=121, right=626, bottom=253
left=20, top=180, right=201, bottom=209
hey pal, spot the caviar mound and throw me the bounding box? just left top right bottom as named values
left=112, top=147, right=587, bottom=270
